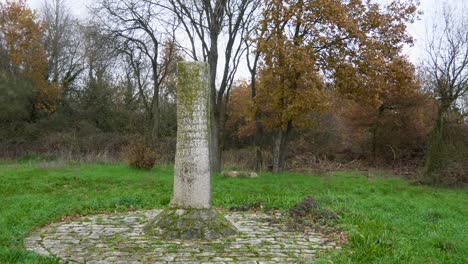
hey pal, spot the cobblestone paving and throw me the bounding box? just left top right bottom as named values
left=25, top=209, right=339, bottom=263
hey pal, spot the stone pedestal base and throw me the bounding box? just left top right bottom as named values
left=144, top=209, right=238, bottom=240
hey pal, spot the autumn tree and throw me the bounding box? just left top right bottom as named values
left=224, top=80, right=255, bottom=146
left=341, top=89, right=434, bottom=165
left=339, top=56, right=420, bottom=163
left=423, top=4, right=468, bottom=182
left=0, top=0, right=60, bottom=114
left=256, top=0, right=327, bottom=172
left=256, top=0, right=419, bottom=172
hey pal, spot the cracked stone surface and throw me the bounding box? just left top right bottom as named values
left=25, top=209, right=339, bottom=263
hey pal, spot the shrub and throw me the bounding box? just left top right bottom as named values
left=437, top=162, right=467, bottom=187
left=153, top=137, right=176, bottom=165
left=123, top=137, right=157, bottom=170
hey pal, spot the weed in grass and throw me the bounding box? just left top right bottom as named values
left=166, top=244, right=178, bottom=253
left=229, top=200, right=263, bottom=212
left=424, top=210, right=444, bottom=223
left=435, top=240, right=457, bottom=253
left=286, top=196, right=340, bottom=236
left=210, top=243, right=224, bottom=252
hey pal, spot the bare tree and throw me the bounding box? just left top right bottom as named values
left=119, top=42, right=152, bottom=116
left=41, top=0, right=84, bottom=94
left=461, top=93, right=468, bottom=119
left=94, top=0, right=178, bottom=140
left=424, top=4, right=468, bottom=181
left=162, top=0, right=258, bottom=172
left=81, top=24, right=120, bottom=92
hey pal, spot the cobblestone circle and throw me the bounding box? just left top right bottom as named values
left=25, top=209, right=339, bottom=263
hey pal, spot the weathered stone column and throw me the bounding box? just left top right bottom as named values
left=144, top=61, right=237, bottom=240
left=171, top=61, right=211, bottom=209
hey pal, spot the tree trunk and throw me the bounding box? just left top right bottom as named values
left=425, top=105, right=447, bottom=184
left=251, top=70, right=263, bottom=171
left=208, top=33, right=222, bottom=173
left=151, top=100, right=160, bottom=141
left=371, top=106, right=384, bottom=165
left=151, top=66, right=160, bottom=141
left=272, top=130, right=283, bottom=173
left=371, top=124, right=377, bottom=164
left=253, top=116, right=263, bottom=171
left=272, top=122, right=292, bottom=173
left=210, top=107, right=222, bottom=173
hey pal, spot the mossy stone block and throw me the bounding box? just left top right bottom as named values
left=144, top=208, right=237, bottom=240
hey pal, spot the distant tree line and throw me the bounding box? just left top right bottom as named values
left=0, top=0, right=466, bottom=185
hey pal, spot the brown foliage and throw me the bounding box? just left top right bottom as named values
left=225, top=81, right=255, bottom=144
left=123, top=136, right=157, bottom=170
left=257, top=0, right=329, bottom=132
left=257, top=0, right=420, bottom=111
left=250, top=0, right=419, bottom=172
left=0, top=0, right=61, bottom=113
left=340, top=91, right=436, bottom=164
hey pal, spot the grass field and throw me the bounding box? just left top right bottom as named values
left=0, top=160, right=466, bottom=263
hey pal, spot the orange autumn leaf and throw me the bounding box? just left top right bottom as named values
left=0, top=0, right=61, bottom=113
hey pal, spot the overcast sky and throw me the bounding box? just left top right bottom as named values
left=25, top=0, right=466, bottom=79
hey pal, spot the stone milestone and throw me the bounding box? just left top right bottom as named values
left=145, top=61, right=237, bottom=240
left=171, top=61, right=211, bottom=209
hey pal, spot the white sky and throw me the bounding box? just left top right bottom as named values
left=25, top=0, right=467, bottom=80
left=402, top=0, right=466, bottom=65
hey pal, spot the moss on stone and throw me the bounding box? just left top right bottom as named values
left=177, top=62, right=209, bottom=118
left=144, top=208, right=237, bottom=240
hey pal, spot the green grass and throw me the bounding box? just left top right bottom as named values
left=0, top=161, right=466, bottom=263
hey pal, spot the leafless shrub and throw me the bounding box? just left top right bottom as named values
left=122, top=136, right=157, bottom=170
